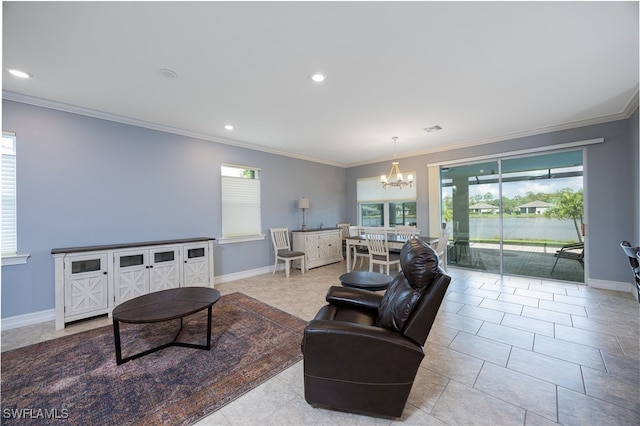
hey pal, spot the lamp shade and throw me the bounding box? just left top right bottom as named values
left=298, top=198, right=310, bottom=209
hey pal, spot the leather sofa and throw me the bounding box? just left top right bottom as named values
left=301, top=238, right=451, bottom=418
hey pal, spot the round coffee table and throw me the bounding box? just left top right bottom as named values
left=339, top=271, right=393, bottom=291
left=112, top=287, right=221, bottom=365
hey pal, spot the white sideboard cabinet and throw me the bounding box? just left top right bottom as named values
left=52, top=238, right=215, bottom=330
left=292, top=228, right=343, bottom=270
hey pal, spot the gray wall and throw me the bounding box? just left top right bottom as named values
left=346, top=118, right=636, bottom=285
left=1, top=100, right=347, bottom=318
left=629, top=107, right=639, bottom=245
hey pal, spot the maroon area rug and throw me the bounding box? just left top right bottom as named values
left=1, top=292, right=306, bottom=425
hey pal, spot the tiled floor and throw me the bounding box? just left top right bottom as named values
left=2, top=261, right=639, bottom=425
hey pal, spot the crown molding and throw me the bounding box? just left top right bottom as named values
left=347, top=91, right=639, bottom=168
left=2, top=91, right=346, bottom=168
left=4, top=88, right=637, bottom=170
left=623, top=90, right=639, bottom=117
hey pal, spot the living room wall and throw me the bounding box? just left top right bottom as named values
left=346, top=114, right=637, bottom=289
left=629, top=107, right=639, bottom=245
left=1, top=100, right=347, bottom=320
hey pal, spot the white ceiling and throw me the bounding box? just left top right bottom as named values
left=2, top=1, right=638, bottom=167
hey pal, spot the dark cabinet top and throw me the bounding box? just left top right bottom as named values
left=51, top=237, right=215, bottom=254
left=292, top=228, right=340, bottom=232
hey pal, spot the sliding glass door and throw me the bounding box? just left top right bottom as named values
left=441, top=160, right=501, bottom=274
left=441, top=150, right=584, bottom=283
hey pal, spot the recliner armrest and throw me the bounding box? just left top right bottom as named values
left=325, top=286, right=382, bottom=311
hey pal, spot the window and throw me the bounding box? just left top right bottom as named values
left=2, top=133, right=17, bottom=257
left=356, top=174, right=417, bottom=228
left=220, top=164, right=262, bottom=241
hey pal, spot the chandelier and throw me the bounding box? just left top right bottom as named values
left=381, top=137, right=414, bottom=188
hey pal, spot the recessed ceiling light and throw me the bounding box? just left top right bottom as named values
left=159, top=68, right=177, bottom=78
left=7, top=68, right=32, bottom=79
left=224, top=124, right=234, bottom=131
left=310, top=72, right=326, bottom=83
left=424, top=125, right=443, bottom=133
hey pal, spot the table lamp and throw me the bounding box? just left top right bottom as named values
left=298, top=197, right=310, bottom=230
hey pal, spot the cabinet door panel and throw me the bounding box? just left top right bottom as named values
left=319, top=233, right=341, bottom=258
left=149, top=246, right=180, bottom=292
left=114, top=250, right=148, bottom=304
left=65, top=253, right=109, bottom=316
left=68, top=275, right=109, bottom=313
left=183, top=244, right=210, bottom=287
left=305, top=235, right=320, bottom=260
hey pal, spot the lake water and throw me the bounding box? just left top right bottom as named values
left=447, top=217, right=580, bottom=242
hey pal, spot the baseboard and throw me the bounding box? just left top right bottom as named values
left=588, top=278, right=634, bottom=295
left=213, top=265, right=275, bottom=284
left=1, top=308, right=55, bottom=331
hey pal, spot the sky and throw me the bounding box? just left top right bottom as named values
left=476, top=176, right=583, bottom=199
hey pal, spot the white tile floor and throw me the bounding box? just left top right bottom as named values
left=2, top=261, right=639, bottom=425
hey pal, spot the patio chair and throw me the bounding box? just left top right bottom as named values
left=620, top=241, right=640, bottom=301
left=551, top=242, right=584, bottom=274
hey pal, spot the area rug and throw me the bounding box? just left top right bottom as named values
left=1, top=292, right=307, bottom=425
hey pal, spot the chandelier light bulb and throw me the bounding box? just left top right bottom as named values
left=381, top=138, right=414, bottom=189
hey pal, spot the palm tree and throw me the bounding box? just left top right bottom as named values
left=545, top=189, right=584, bottom=242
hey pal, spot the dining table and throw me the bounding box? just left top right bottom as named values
left=344, top=233, right=440, bottom=272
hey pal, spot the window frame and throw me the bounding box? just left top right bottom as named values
left=219, top=163, right=264, bottom=244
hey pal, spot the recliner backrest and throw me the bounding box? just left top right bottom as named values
left=377, top=239, right=450, bottom=344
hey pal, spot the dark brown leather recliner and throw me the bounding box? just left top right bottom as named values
left=301, top=238, right=451, bottom=418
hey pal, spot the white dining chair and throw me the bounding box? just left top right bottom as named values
left=337, top=223, right=351, bottom=256
left=348, top=226, right=369, bottom=269
left=394, top=225, right=419, bottom=239
left=391, top=226, right=419, bottom=254
left=432, top=228, right=451, bottom=271
left=270, top=227, right=305, bottom=278
left=365, top=228, right=401, bottom=275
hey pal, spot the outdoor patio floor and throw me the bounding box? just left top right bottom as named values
left=449, top=243, right=585, bottom=283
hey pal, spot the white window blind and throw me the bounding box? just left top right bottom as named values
left=356, top=174, right=417, bottom=203
left=221, top=165, right=262, bottom=238
left=2, top=133, right=17, bottom=256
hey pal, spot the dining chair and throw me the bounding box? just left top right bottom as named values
left=365, top=228, right=401, bottom=275
left=394, top=225, right=419, bottom=239
left=391, top=225, right=419, bottom=254
left=270, top=227, right=305, bottom=278
left=348, top=226, right=369, bottom=269
left=432, top=228, right=451, bottom=271
left=337, top=223, right=351, bottom=256
left=619, top=241, right=639, bottom=301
